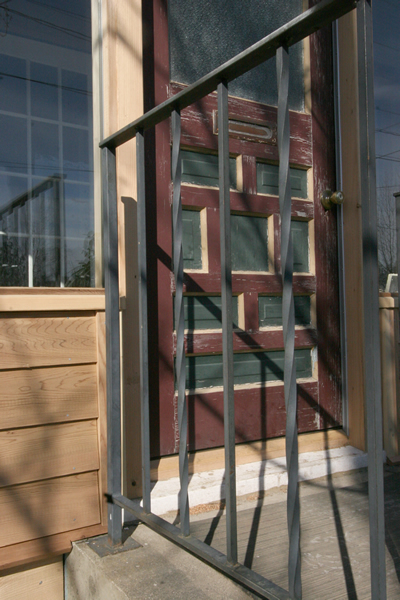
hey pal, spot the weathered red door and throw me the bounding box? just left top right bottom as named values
left=144, top=0, right=341, bottom=457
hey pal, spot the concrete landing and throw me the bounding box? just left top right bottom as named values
left=65, top=524, right=255, bottom=600
left=65, top=466, right=400, bottom=600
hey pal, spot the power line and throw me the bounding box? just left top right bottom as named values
left=376, top=130, right=400, bottom=138
left=0, top=71, right=91, bottom=96
left=3, top=7, right=91, bottom=42
left=23, top=0, right=91, bottom=23
left=376, top=148, right=400, bottom=159
left=376, top=155, right=400, bottom=164
left=374, top=40, right=400, bottom=54
left=376, top=106, right=400, bottom=118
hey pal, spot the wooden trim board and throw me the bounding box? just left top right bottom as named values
left=0, top=295, right=105, bottom=312
left=96, top=312, right=108, bottom=526
left=338, top=11, right=366, bottom=451
left=0, top=524, right=107, bottom=572
left=150, top=429, right=349, bottom=481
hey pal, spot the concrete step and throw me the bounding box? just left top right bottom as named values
left=65, top=524, right=256, bottom=600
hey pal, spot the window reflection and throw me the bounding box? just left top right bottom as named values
left=0, top=0, right=94, bottom=287
left=373, top=0, right=400, bottom=289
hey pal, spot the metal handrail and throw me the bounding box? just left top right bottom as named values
left=101, top=0, right=386, bottom=598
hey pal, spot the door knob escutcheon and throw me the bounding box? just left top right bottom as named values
left=321, top=190, right=344, bottom=210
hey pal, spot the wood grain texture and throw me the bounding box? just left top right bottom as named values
left=103, top=0, right=144, bottom=497
left=0, top=524, right=107, bottom=572
left=0, top=421, right=99, bottom=488
left=0, top=316, right=97, bottom=369
left=0, top=364, right=98, bottom=430
left=380, top=305, right=400, bottom=458
left=96, top=313, right=108, bottom=524
left=0, top=472, right=100, bottom=547
left=174, top=328, right=317, bottom=354
left=338, top=11, right=365, bottom=450
left=179, top=273, right=316, bottom=295
left=0, top=295, right=105, bottom=313
left=0, top=558, right=63, bottom=600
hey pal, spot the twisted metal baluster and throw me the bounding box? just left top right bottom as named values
left=277, top=45, right=302, bottom=600
left=172, top=109, right=189, bottom=536
left=218, top=80, right=238, bottom=565
left=136, top=130, right=151, bottom=514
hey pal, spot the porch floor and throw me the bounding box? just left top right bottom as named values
left=187, top=465, right=400, bottom=599
left=65, top=466, right=400, bottom=600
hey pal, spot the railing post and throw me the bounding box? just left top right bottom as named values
left=102, top=145, right=123, bottom=546
left=218, top=79, right=238, bottom=565
left=136, top=130, right=151, bottom=514
left=172, top=109, right=190, bottom=536
left=277, top=45, right=302, bottom=600
left=357, top=1, right=387, bottom=598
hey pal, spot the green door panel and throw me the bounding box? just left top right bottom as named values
left=231, top=214, right=269, bottom=272
left=259, top=295, right=311, bottom=327
left=291, top=220, right=309, bottom=273
left=182, top=209, right=202, bottom=269
left=182, top=348, right=312, bottom=389
left=181, top=150, right=237, bottom=189
left=174, top=295, right=239, bottom=330
left=256, top=162, right=308, bottom=199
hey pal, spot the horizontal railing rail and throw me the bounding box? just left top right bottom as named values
left=101, top=0, right=386, bottom=598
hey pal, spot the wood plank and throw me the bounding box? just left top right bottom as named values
left=338, top=11, right=366, bottom=450
left=0, top=364, right=98, bottom=430
left=380, top=305, right=400, bottom=457
left=0, top=287, right=104, bottom=296
left=96, top=313, right=108, bottom=526
left=379, top=295, right=398, bottom=309
left=0, top=472, right=100, bottom=547
left=0, top=316, right=97, bottom=369
left=0, top=559, right=63, bottom=600
left=0, top=421, right=99, bottom=488
left=0, top=295, right=105, bottom=312
left=0, top=524, right=107, bottom=571
left=151, top=429, right=349, bottom=481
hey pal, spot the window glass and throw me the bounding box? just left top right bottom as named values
left=169, top=0, right=304, bottom=110
left=373, top=0, right=400, bottom=289
left=0, top=0, right=94, bottom=287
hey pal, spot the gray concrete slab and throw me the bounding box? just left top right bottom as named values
left=65, top=524, right=256, bottom=600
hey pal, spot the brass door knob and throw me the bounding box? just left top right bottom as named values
left=321, top=190, right=344, bottom=210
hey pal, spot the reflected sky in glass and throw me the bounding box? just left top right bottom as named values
left=374, top=0, right=400, bottom=190
left=373, top=0, right=400, bottom=287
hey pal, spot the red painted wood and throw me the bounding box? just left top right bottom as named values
left=309, top=8, right=342, bottom=428
left=186, top=381, right=323, bottom=452
left=174, top=329, right=317, bottom=355
left=243, top=292, right=259, bottom=332
left=176, top=274, right=317, bottom=296
left=171, top=82, right=313, bottom=166
left=181, top=187, right=314, bottom=219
